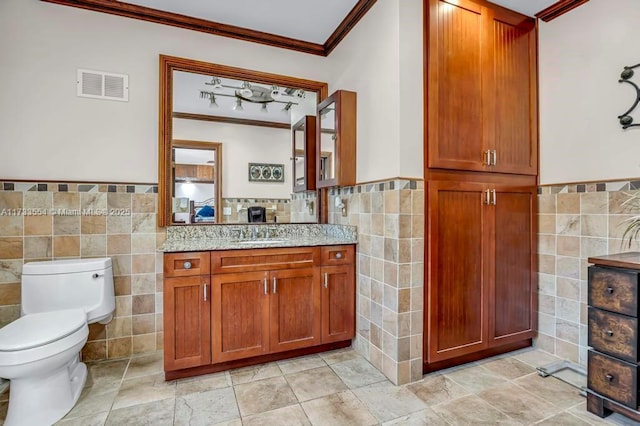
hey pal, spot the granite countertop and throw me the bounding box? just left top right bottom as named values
left=158, top=224, right=357, bottom=252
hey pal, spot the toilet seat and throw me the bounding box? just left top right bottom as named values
left=0, top=309, right=88, bottom=367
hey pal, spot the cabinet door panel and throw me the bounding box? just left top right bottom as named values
left=491, top=186, right=536, bottom=342
left=164, top=276, right=211, bottom=371
left=489, top=11, right=537, bottom=175
left=270, top=268, right=321, bottom=352
left=322, top=265, right=355, bottom=343
left=212, top=271, right=270, bottom=362
left=427, top=180, right=490, bottom=362
left=427, top=0, right=486, bottom=171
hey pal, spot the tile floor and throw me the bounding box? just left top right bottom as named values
left=0, top=347, right=638, bottom=425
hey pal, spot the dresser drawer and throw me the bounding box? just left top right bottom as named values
left=588, top=307, right=639, bottom=363
left=589, top=266, right=639, bottom=316
left=211, top=247, right=320, bottom=274
left=164, top=252, right=211, bottom=277
left=588, top=350, right=638, bottom=408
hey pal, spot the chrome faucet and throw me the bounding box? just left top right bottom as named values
left=252, top=226, right=258, bottom=240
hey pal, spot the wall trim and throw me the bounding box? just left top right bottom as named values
left=535, top=0, right=589, bottom=22
left=40, top=0, right=377, bottom=57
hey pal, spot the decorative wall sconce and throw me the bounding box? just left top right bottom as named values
left=618, top=63, right=640, bottom=129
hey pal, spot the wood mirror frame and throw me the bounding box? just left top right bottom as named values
left=158, top=55, right=329, bottom=227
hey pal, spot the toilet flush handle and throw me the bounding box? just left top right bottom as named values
left=92, top=272, right=104, bottom=278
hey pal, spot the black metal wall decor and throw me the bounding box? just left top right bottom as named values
left=618, top=63, right=640, bottom=129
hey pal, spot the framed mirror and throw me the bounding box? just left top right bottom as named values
left=158, top=55, right=329, bottom=227
left=172, top=140, right=222, bottom=224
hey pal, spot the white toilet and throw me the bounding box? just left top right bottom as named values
left=0, top=258, right=115, bottom=426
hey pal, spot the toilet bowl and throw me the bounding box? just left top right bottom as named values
left=0, top=258, right=115, bottom=426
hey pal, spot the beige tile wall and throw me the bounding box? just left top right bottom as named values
left=0, top=182, right=166, bottom=361
left=537, top=180, right=640, bottom=366
left=328, top=179, right=425, bottom=385
left=220, top=198, right=291, bottom=223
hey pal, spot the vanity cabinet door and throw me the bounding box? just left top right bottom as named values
left=164, top=276, right=211, bottom=371
left=317, top=90, right=356, bottom=188
left=211, top=271, right=270, bottom=363
left=321, top=265, right=355, bottom=343
left=269, top=268, right=322, bottom=352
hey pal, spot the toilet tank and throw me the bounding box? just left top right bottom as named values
left=21, top=258, right=115, bottom=324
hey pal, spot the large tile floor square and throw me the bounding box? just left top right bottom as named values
left=0, top=347, right=635, bottom=425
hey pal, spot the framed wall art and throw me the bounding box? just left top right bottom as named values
left=248, top=163, right=284, bottom=182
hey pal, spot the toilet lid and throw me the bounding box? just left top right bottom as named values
left=0, top=309, right=86, bottom=351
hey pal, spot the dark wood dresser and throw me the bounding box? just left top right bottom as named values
left=587, top=252, right=640, bottom=421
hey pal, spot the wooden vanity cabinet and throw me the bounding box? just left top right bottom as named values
left=316, top=90, right=357, bottom=188
left=162, top=245, right=355, bottom=379
left=163, top=252, right=211, bottom=371
left=426, top=0, right=537, bottom=175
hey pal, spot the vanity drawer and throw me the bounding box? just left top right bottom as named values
left=211, top=247, right=320, bottom=274
left=321, top=245, right=355, bottom=266
left=164, top=252, right=211, bottom=277
left=589, top=266, right=639, bottom=316
left=588, top=350, right=638, bottom=408
left=588, top=307, right=639, bottom=362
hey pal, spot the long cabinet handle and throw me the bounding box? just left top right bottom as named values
left=484, top=150, right=491, bottom=166
left=203, top=282, right=207, bottom=302
left=324, top=273, right=328, bottom=289
left=491, top=150, right=497, bottom=166
left=491, top=189, right=496, bottom=205
left=485, top=189, right=491, bottom=205
left=264, top=277, right=268, bottom=295
left=273, top=277, right=277, bottom=294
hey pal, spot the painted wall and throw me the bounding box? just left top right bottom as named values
left=0, top=0, right=421, bottom=186
left=0, top=0, right=327, bottom=183
left=326, top=0, right=424, bottom=182
left=538, top=0, right=640, bottom=185
left=173, top=119, right=292, bottom=198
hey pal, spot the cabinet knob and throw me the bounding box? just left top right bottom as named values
left=605, top=330, right=614, bottom=337
left=183, top=261, right=192, bottom=270
left=605, top=373, right=614, bottom=382
left=336, top=252, right=343, bottom=259
left=606, top=287, right=614, bottom=294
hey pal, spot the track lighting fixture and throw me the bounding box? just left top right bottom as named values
left=205, top=77, right=223, bottom=90
left=240, top=82, right=253, bottom=98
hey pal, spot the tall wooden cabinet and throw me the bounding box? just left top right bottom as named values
left=426, top=0, right=537, bottom=175
left=424, top=0, right=538, bottom=371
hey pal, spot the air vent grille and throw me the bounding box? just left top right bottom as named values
left=77, top=69, right=129, bottom=101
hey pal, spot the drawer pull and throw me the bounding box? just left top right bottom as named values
left=336, top=252, right=343, bottom=259
left=605, top=330, right=614, bottom=337
left=606, top=287, right=614, bottom=294
left=183, top=261, right=192, bottom=270
left=605, top=373, right=615, bottom=382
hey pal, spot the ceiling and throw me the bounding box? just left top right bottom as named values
left=489, top=0, right=557, bottom=17
left=126, top=0, right=360, bottom=45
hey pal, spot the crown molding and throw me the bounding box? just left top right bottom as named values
left=535, top=0, right=589, bottom=22
left=40, top=0, right=377, bottom=56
